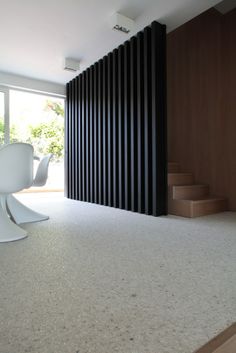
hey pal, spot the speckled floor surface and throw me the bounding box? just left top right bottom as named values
left=0, top=193, right=235, bottom=353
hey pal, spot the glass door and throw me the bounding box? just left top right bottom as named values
left=0, top=86, right=64, bottom=191
left=9, top=90, right=65, bottom=191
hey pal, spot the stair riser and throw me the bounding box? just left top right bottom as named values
left=168, top=163, right=180, bottom=173
left=168, top=199, right=227, bottom=218
left=172, top=185, right=209, bottom=200
left=168, top=174, right=194, bottom=186
left=192, top=199, right=227, bottom=217
left=168, top=199, right=192, bottom=217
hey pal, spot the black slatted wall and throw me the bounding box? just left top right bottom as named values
left=66, top=21, right=167, bottom=216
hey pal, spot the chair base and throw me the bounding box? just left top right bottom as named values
left=7, top=195, right=49, bottom=224
left=0, top=197, right=28, bottom=243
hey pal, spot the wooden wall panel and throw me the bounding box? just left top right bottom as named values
left=221, top=9, right=236, bottom=210
left=167, top=8, right=236, bottom=210
left=66, top=21, right=167, bottom=216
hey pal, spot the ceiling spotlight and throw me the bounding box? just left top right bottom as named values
left=64, top=58, right=80, bottom=72
left=110, top=12, right=134, bottom=34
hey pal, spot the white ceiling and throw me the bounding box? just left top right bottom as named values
left=0, top=0, right=221, bottom=85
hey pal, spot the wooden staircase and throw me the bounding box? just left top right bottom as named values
left=168, top=162, right=227, bottom=217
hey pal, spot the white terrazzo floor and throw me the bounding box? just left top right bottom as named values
left=0, top=193, right=235, bottom=353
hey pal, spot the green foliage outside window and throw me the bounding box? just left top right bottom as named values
left=0, top=118, right=4, bottom=145
left=0, top=100, right=64, bottom=162
left=27, top=100, right=64, bottom=162
left=28, top=118, right=64, bottom=161
left=0, top=118, right=18, bottom=145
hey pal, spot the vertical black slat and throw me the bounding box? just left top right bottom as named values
left=73, top=79, right=77, bottom=200
left=74, top=78, right=78, bottom=199
left=151, top=22, right=167, bottom=215
left=72, top=79, right=76, bottom=200
left=84, top=71, right=87, bottom=201
left=67, top=82, right=71, bottom=198
left=102, top=56, right=108, bottom=205
left=78, top=75, right=83, bottom=200
left=86, top=69, right=90, bottom=202
left=90, top=66, right=94, bottom=203
left=153, top=22, right=167, bottom=215
left=68, top=81, right=73, bottom=199
left=124, top=41, right=131, bottom=211
left=98, top=59, right=103, bottom=205
left=65, top=83, right=70, bottom=198
left=65, top=20, right=166, bottom=216
left=118, top=45, right=125, bottom=210
left=70, top=81, right=74, bottom=199
left=81, top=72, right=86, bottom=201
left=107, top=53, right=113, bottom=207
left=94, top=63, right=98, bottom=204
left=80, top=74, right=83, bottom=200
left=76, top=76, right=80, bottom=200
left=161, top=24, right=167, bottom=216
left=144, top=27, right=152, bottom=214
left=112, top=49, right=118, bottom=208
left=130, top=37, right=138, bottom=212
left=137, top=32, right=145, bottom=213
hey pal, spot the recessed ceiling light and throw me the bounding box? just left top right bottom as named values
left=64, top=58, right=80, bottom=72
left=110, top=13, right=134, bottom=34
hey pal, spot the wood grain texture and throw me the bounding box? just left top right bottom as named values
left=172, top=184, right=209, bottom=200
left=194, top=323, right=236, bottom=353
left=167, top=8, right=236, bottom=210
left=168, top=197, right=227, bottom=218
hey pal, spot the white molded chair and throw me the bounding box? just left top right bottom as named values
left=33, top=154, right=53, bottom=186
left=7, top=154, right=53, bottom=225
left=0, top=143, right=33, bottom=242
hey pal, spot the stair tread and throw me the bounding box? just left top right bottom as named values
left=168, top=197, right=227, bottom=218
left=168, top=172, right=192, bottom=175
left=168, top=162, right=227, bottom=217
left=180, top=197, right=226, bottom=203
left=173, top=184, right=208, bottom=188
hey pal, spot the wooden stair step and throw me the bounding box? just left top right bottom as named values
left=168, top=173, right=194, bottom=186
left=171, top=184, right=209, bottom=200
left=168, top=162, right=180, bottom=173
left=194, top=322, right=236, bottom=353
left=168, top=197, right=227, bottom=218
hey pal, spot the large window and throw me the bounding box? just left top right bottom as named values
left=0, top=86, right=65, bottom=191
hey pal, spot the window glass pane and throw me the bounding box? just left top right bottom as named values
left=0, top=92, right=4, bottom=145
left=10, top=90, right=65, bottom=190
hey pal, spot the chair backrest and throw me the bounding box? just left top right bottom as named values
left=33, top=154, right=53, bottom=187
left=0, top=143, right=34, bottom=194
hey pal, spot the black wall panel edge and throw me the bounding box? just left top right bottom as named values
left=65, top=20, right=167, bottom=216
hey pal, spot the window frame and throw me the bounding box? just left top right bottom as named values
left=0, top=85, right=10, bottom=144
